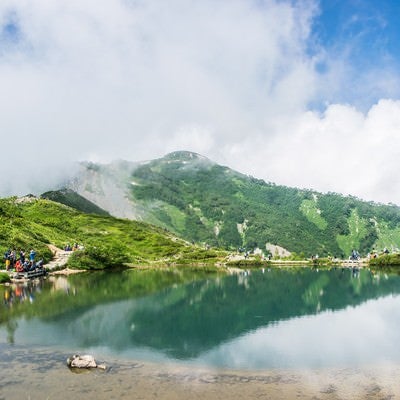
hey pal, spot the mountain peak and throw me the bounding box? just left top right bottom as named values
left=163, top=151, right=210, bottom=163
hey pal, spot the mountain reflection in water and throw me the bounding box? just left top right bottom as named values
left=1, top=267, right=400, bottom=369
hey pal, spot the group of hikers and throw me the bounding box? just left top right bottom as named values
left=64, top=243, right=80, bottom=252
left=3, top=249, right=44, bottom=273
left=350, top=249, right=361, bottom=261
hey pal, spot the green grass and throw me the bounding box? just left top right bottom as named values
left=225, top=259, right=268, bottom=268
left=300, top=199, right=328, bottom=230
left=0, top=197, right=226, bottom=270
left=0, top=272, right=10, bottom=283
left=336, top=209, right=368, bottom=256
left=375, top=221, right=400, bottom=251
left=163, top=203, right=187, bottom=232
left=369, top=253, right=400, bottom=267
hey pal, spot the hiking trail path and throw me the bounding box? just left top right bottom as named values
left=46, top=244, right=72, bottom=270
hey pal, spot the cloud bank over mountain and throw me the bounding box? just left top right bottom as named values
left=0, top=0, right=399, bottom=203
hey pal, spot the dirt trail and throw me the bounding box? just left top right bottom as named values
left=46, top=245, right=72, bottom=270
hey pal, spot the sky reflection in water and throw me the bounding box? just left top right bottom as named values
left=198, top=295, right=400, bottom=369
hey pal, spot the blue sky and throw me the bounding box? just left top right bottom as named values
left=0, top=0, right=400, bottom=204
left=312, top=0, right=400, bottom=107
left=316, top=0, right=398, bottom=53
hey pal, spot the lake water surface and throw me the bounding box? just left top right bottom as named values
left=2, top=266, right=400, bottom=371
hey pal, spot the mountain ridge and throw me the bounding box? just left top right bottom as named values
left=47, top=151, right=400, bottom=258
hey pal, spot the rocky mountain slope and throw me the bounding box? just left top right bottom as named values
left=50, top=151, right=400, bottom=258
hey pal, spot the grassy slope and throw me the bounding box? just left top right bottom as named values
left=0, top=197, right=225, bottom=270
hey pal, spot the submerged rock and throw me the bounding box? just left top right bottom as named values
left=67, top=354, right=106, bottom=370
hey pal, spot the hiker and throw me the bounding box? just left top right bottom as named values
left=19, top=250, right=25, bottom=264
left=4, top=250, right=11, bottom=271
left=9, top=250, right=16, bottom=269
left=29, top=249, right=36, bottom=263
left=15, top=260, right=23, bottom=272
left=5, top=257, right=11, bottom=271
left=350, top=249, right=359, bottom=260
left=28, top=261, right=37, bottom=272
left=23, top=260, right=31, bottom=272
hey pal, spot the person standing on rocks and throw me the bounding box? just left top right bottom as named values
left=29, top=249, right=36, bottom=263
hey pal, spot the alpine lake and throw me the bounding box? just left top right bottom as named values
left=2, top=265, right=400, bottom=399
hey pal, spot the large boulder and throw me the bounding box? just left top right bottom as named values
left=67, top=354, right=106, bottom=370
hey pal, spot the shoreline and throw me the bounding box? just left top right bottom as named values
left=0, top=344, right=399, bottom=399
left=1, top=245, right=75, bottom=283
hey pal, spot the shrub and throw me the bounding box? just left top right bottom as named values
left=0, top=272, right=11, bottom=284
left=68, top=244, right=128, bottom=270
left=369, top=253, right=400, bottom=267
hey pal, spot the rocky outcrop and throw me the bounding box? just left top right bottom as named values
left=265, top=243, right=291, bottom=258
left=68, top=161, right=142, bottom=220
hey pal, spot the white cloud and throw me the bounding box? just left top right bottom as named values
left=230, top=99, right=400, bottom=204
left=0, top=0, right=399, bottom=204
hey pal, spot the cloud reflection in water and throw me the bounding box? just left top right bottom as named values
left=197, top=295, right=400, bottom=369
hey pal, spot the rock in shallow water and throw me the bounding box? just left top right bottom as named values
left=67, top=354, right=106, bottom=370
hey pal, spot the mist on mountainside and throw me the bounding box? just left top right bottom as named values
left=67, top=159, right=143, bottom=220
left=0, top=161, right=79, bottom=198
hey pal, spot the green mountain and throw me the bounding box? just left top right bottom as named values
left=0, top=196, right=223, bottom=270
left=41, top=188, right=110, bottom=216
left=60, top=151, right=400, bottom=258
